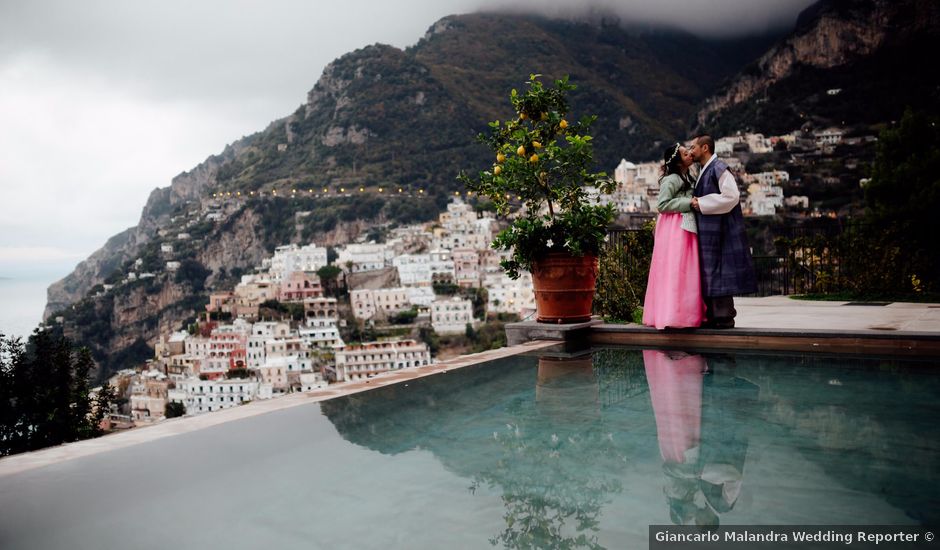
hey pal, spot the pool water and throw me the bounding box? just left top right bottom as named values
left=1, top=348, right=938, bottom=549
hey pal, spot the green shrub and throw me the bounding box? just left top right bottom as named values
left=594, top=227, right=653, bottom=323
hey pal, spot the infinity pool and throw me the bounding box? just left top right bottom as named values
left=1, top=348, right=938, bottom=549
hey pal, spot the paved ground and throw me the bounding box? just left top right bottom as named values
left=734, top=296, right=940, bottom=333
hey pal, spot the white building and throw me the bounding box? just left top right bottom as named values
left=439, top=199, right=478, bottom=232
left=185, top=336, right=211, bottom=365
left=431, top=297, right=474, bottom=334
left=633, top=162, right=661, bottom=187
left=453, top=248, right=481, bottom=287
left=336, top=243, right=390, bottom=273
left=745, top=170, right=789, bottom=186
left=168, top=378, right=273, bottom=415
left=745, top=133, right=773, bottom=154
left=246, top=335, right=266, bottom=369
left=815, top=127, right=844, bottom=147
left=432, top=199, right=495, bottom=251
left=267, top=244, right=328, bottom=280
left=298, top=324, right=344, bottom=349
left=329, top=339, right=431, bottom=382
left=429, top=249, right=455, bottom=283
left=350, top=289, right=377, bottom=320
left=487, top=272, right=536, bottom=318
left=394, top=254, right=432, bottom=286
left=744, top=183, right=784, bottom=216
left=252, top=321, right=291, bottom=339
left=614, top=159, right=637, bottom=185
left=257, top=355, right=312, bottom=391
left=405, top=287, right=436, bottom=308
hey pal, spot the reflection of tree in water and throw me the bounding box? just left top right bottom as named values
left=469, top=354, right=627, bottom=550
left=319, top=351, right=647, bottom=550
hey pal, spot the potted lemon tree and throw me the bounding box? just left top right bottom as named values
left=459, top=75, right=615, bottom=323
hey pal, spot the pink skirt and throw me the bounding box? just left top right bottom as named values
left=642, top=213, right=706, bottom=329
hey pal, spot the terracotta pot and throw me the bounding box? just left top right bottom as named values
left=531, top=252, right=598, bottom=323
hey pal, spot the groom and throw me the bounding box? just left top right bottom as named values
left=689, top=134, right=757, bottom=329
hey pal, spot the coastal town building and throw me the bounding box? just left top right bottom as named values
left=233, top=274, right=277, bottom=318
left=265, top=244, right=328, bottom=281
left=393, top=253, right=432, bottom=286
left=278, top=271, right=323, bottom=302
left=337, top=243, right=390, bottom=273
left=129, top=370, right=170, bottom=424
left=431, top=297, right=474, bottom=334
left=486, top=272, right=536, bottom=318
left=328, top=339, right=431, bottom=382
left=168, top=378, right=273, bottom=415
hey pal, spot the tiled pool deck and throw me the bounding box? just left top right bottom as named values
left=2, top=296, right=938, bottom=477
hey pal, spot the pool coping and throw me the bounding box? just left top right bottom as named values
left=506, top=321, right=940, bottom=356
left=0, top=340, right=558, bottom=478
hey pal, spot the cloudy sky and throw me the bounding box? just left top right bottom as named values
left=0, top=0, right=815, bottom=278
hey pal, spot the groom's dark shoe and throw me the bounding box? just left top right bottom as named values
left=702, top=319, right=735, bottom=329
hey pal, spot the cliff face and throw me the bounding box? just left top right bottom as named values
left=697, top=0, right=940, bottom=132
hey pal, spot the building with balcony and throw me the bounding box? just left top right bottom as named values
left=168, top=378, right=272, bottom=415
left=327, top=339, right=431, bottom=382
left=431, top=297, right=474, bottom=335
left=278, top=271, right=323, bottom=302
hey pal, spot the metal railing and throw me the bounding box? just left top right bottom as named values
left=602, top=220, right=889, bottom=298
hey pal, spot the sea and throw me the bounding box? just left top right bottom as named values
left=0, top=267, right=70, bottom=340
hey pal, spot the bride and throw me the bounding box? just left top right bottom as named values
left=642, top=143, right=706, bottom=329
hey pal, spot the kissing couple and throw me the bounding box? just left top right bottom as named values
left=643, top=134, right=757, bottom=330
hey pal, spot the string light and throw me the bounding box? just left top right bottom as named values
left=204, top=186, right=488, bottom=200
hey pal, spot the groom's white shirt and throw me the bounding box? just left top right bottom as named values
left=695, top=153, right=739, bottom=215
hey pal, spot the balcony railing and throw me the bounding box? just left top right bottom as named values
left=602, top=220, right=909, bottom=298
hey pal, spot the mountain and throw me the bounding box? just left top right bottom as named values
left=697, top=0, right=940, bottom=135
left=42, top=13, right=782, bottom=379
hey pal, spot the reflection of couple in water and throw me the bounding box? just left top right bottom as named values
left=643, top=350, right=759, bottom=525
